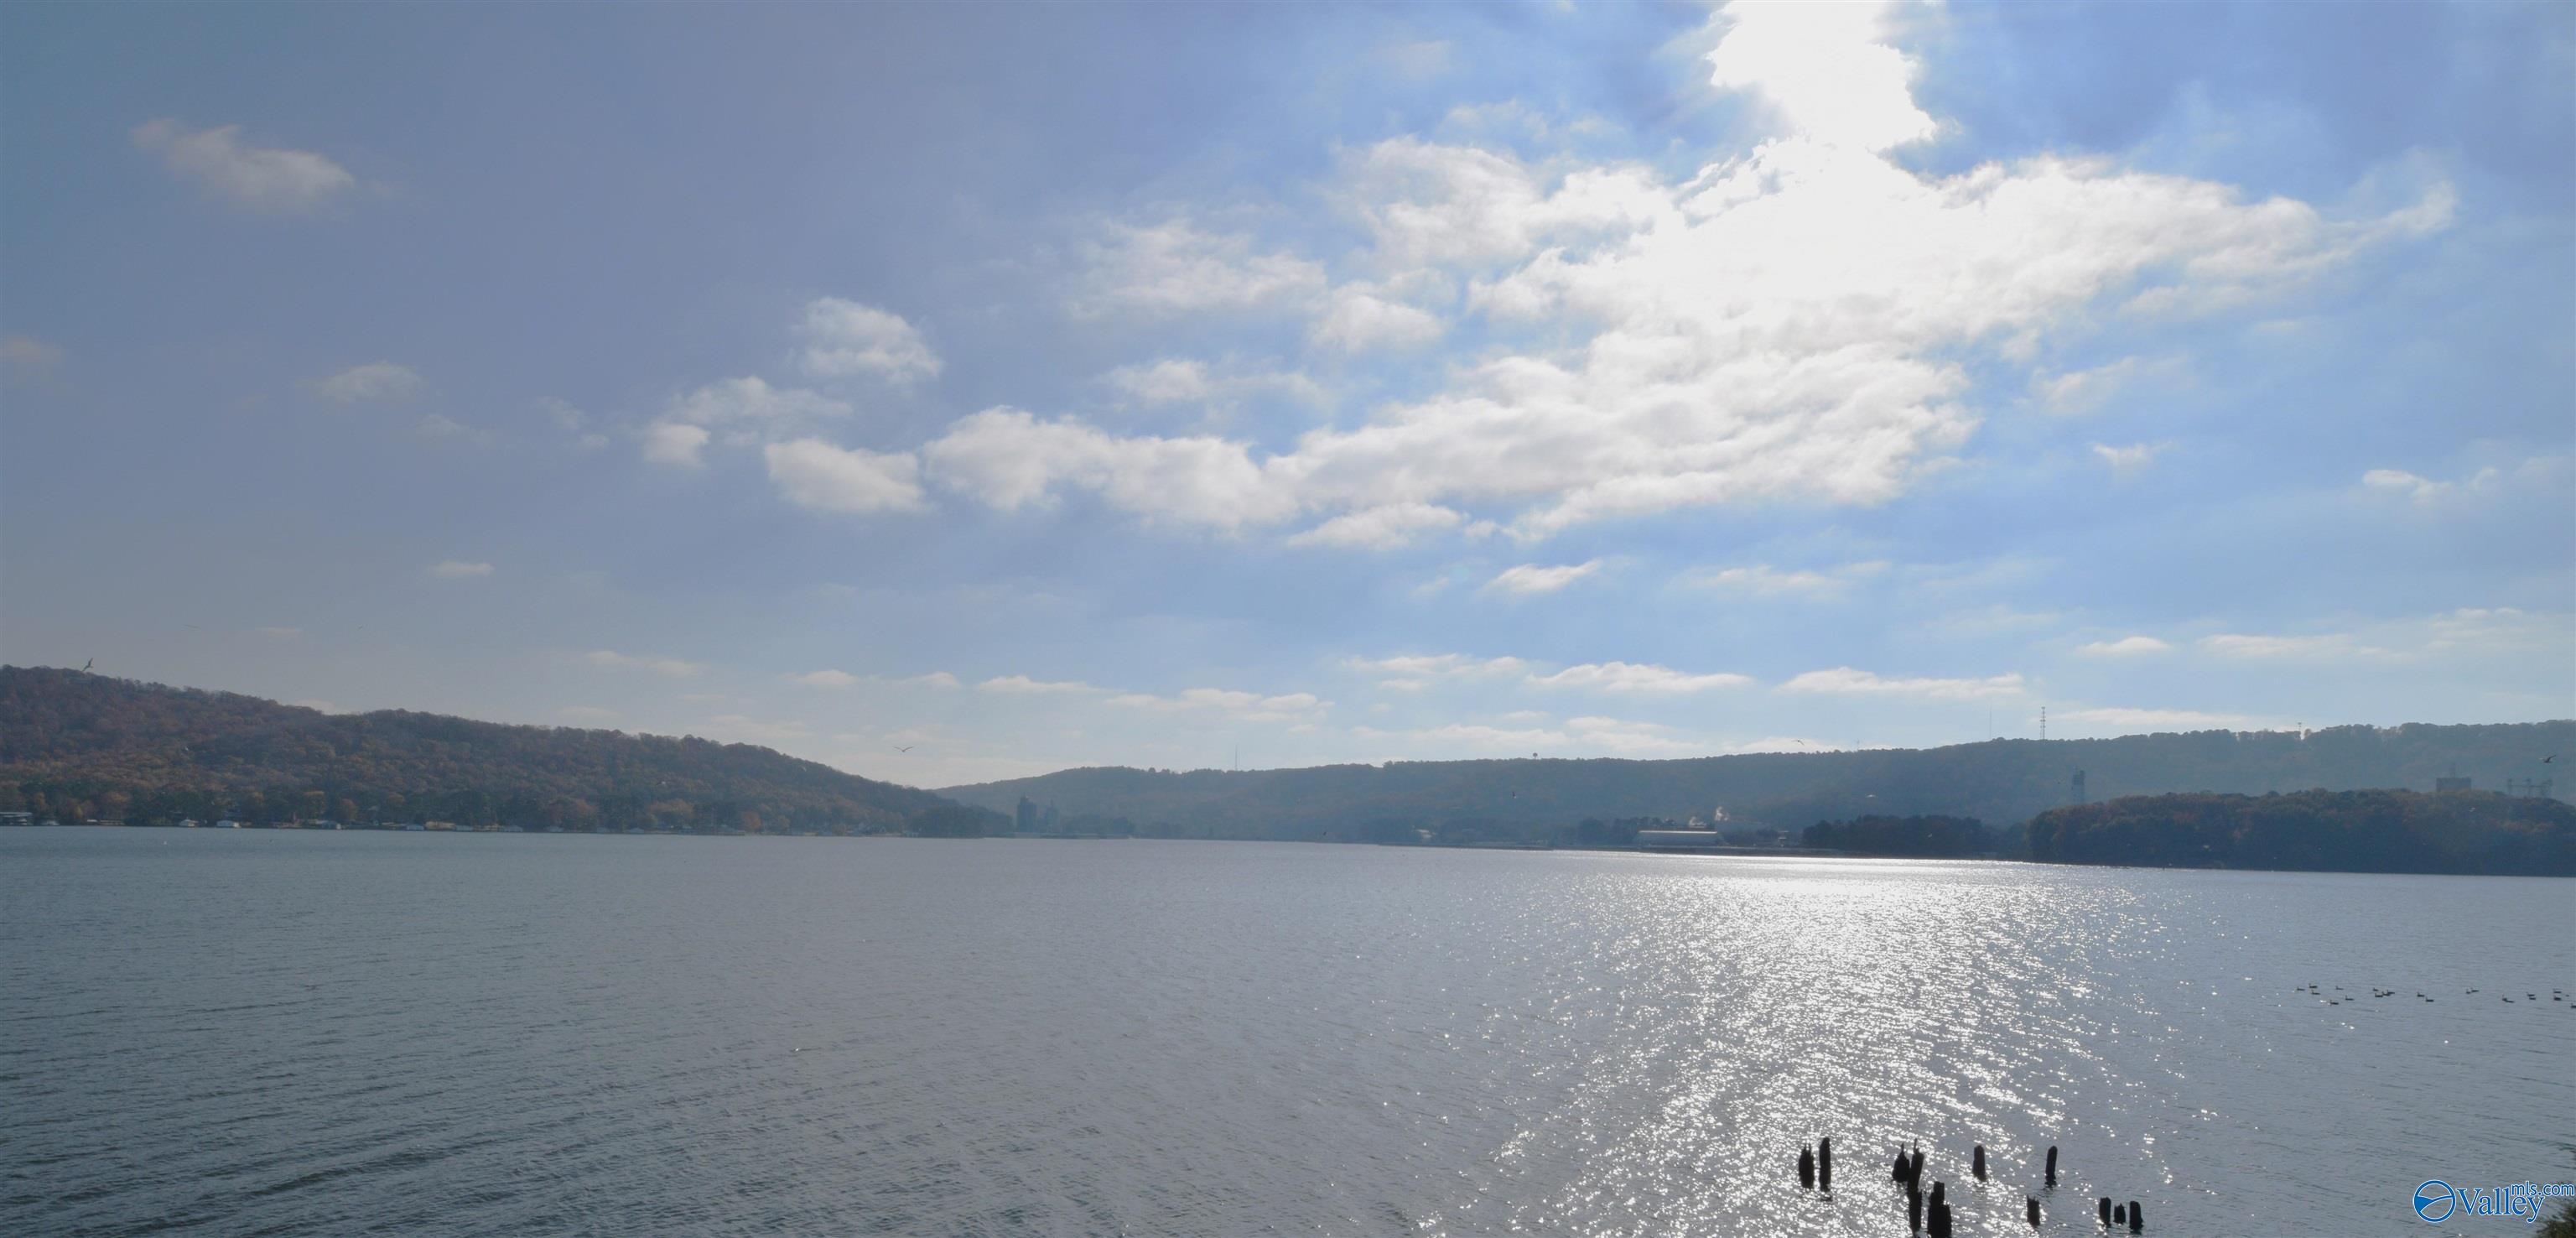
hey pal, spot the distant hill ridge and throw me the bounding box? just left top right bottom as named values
left=0, top=666, right=964, bottom=831
left=939, top=720, right=2575, bottom=840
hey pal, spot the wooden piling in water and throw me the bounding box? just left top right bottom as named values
left=2044, top=1144, right=2059, bottom=1188
left=1797, top=1145, right=1815, bottom=1189
left=1818, top=1137, right=1832, bottom=1191
left=1972, top=1143, right=1986, bottom=1180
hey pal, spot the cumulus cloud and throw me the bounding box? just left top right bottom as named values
left=2075, top=635, right=2174, bottom=657
left=924, top=407, right=1299, bottom=530
left=663, top=376, right=850, bottom=429
left=1309, top=285, right=1446, bottom=352
left=1778, top=666, right=2026, bottom=700
left=1488, top=560, right=1602, bottom=596
left=1345, top=653, right=1529, bottom=693
left=913, top=8, right=2446, bottom=547
left=585, top=649, right=707, bottom=678
left=1286, top=502, right=1466, bottom=550
left=2091, top=441, right=2168, bottom=475
left=975, top=674, right=1098, bottom=694
left=790, top=669, right=864, bottom=689
left=2355, top=458, right=2567, bottom=508
left=2198, top=632, right=2396, bottom=661
left=1109, top=687, right=1328, bottom=722
left=1688, top=560, right=1888, bottom=597
left=762, top=439, right=926, bottom=514
left=1703, top=1, right=1935, bottom=153
left=1071, top=219, right=1327, bottom=319
left=425, top=559, right=492, bottom=580
left=1526, top=661, right=1754, bottom=694
left=643, top=422, right=713, bottom=466
left=797, top=298, right=941, bottom=383
left=311, top=362, right=423, bottom=404
left=132, top=119, right=356, bottom=213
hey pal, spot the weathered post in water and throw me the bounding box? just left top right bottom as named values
left=2113, top=1203, right=2126, bottom=1226
left=2045, top=1145, right=2059, bottom=1188
left=1929, top=1181, right=1945, bottom=1209
left=2027, top=1197, right=2042, bottom=1228
left=1798, top=1145, right=1815, bottom=1189
left=1929, top=1200, right=1953, bottom=1238
left=1972, top=1144, right=1987, bottom=1180
left=2099, top=1197, right=2112, bottom=1225
left=1909, top=1184, right=1923, bottom=1232
left=1894, top=1148, right=1911, bottom=1182
left=1818, top=1137, right=1833, bottom=1191
left=1911, top=1146, right=1927, bottom=1184
left=2127, top=1200, right=2143, bottom=1231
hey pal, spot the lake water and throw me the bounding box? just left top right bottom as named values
left=3, top=829, right=2569, bottom=1236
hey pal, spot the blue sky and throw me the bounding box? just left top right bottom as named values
left=4, top=2, right=2570, bottom=786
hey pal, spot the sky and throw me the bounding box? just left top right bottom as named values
left=3, top=2, right=2572, bottom=788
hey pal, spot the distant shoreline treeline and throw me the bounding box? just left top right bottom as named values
left=0, top=666, right=1005, bottom=835
left=7, top=666, right=2572, bottom=876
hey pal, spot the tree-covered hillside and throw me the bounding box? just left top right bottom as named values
left=2027, top=789, right=2576, bottom=875
left=0, top=666, right=971, bottom=832
left=941, top=721, right=2573, bottom=840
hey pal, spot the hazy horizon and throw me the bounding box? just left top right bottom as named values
left=6, top=3, right=2571, bottom=787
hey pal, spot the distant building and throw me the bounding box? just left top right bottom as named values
left=0, top=811, right=31, bottom=827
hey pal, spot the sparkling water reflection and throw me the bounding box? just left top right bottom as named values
left=3, top=830, right=2568, bottom=1235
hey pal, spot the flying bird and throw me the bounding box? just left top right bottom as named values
left=2546, top=754, right=2558, bottom=764
left=893, top=745, right=915, bottom=753
left=80, top=658, right=92, bottom=672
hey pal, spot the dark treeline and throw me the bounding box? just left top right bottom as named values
left=941, top=720, right=2573, bottom=840
left=0, top=667, right=996, bottom=835
left=2027, top=788, right=2576, bottom=876
left=1802, top=814, right=2003, bottom=856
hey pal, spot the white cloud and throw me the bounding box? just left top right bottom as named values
left=975, top=674, right=1098, bottom=694
left=1704, top=2, right=1935, bottom=153
left=2091, top=441, right=2168, bottom=475
left=2198, top=632, right=2394, bottom=661
left=586, top=649, right=708, bottom=678
left=311, top=362, right=423, bottom=404
left=2056, top=705, right=2264, bottom=731
left=1778, top=666, right=2026, bottom=700
left=643, top=422, right=713, bottom=467
left=790, top=669, right=864, bottom=689
left=132, top=119, right=356, bottom=213
left=1344, top=653, right=1530, bottom=691
left=1526, top=661, right=1754, bottom=694
left=1071, top=219, right=1327, bottom=320
left=1109, top=687, right=1328, bottom=723
left=762, top=439, right=926, bottom=514
left=797, top=298, right=941, bottom=383
left=1688, top=559, right=1888, bottom=597
left=1105, top=358, right=1214, bottom=405
left=2, top=336, right=64, bottom=372
left=905, top=671, right=965, bottom=689
left=2361, top=464, right=2505, bottom=506
left=1308, top=285, right=1446, bottom=353
left=2030, top=356, right=2179, bottom=414
left=923, top=407, right=1299, bottom=531
left=663, top=376, right=851, bottom=429
left=1488, top=560, right=1602, bottom=596
left=1286, top=502, right=1466, bottom=550
left=2075, top=635, right=2174, bottom=658
left=413, top=414, right=491, bottom=445
left=425, top=560, right=492, bottom=580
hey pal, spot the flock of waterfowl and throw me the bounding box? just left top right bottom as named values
left=2303, top=983, right=2567, bottom=1007
left=1794, top=1137, right=2145, bottom=1234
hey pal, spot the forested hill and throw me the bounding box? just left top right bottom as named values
left=939, top=721, right=2574, bottom=840
left=2028, top=789, right=2576, bottom=876
left=0, top=666, right=960, bottom=831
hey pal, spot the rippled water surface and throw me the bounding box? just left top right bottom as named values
left=4, top=829, right=2570, bottom=1236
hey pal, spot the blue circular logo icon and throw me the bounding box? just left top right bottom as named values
left=2415, top=1181, right=2455, bottom=1223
